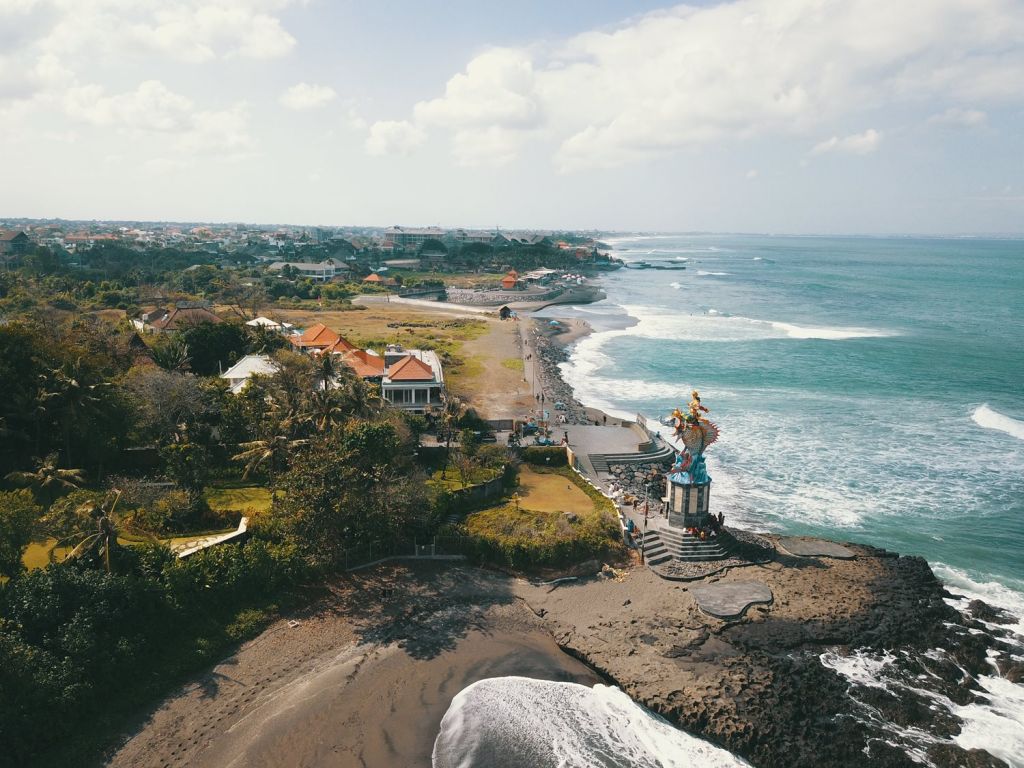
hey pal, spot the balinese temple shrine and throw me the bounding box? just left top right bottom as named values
left=664, top=390, right=719, bottom=530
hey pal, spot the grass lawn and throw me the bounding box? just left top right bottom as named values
left=21, top=539, right=72, bottom=570
left=463, top=466, right=622, bottom=568
left=515, top=465, right=593, bottom=513
left=501, top=357, right=524, bottom=372
left=204, top=483, right=275, bottom=515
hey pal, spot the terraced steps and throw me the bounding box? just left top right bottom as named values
left=589, top=442, right=675, bottom=476
left=641, top=528, right=732, bottom=563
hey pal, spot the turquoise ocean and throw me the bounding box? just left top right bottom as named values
left=437, top=235, right=1024, bottom=766
left=544, top=235, right=1024, bottom=764
left=556, top=235, right=1024, bottom=607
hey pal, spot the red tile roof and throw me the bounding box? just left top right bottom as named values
left=363, top=273, right=383, bottom=282
left=291, top=323, right=341, bottom=349
left=386, top=355, right=435, bottom=381
left=341, top=350, right=385, bottom=379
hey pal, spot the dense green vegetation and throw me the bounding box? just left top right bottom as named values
left=461, top=466, right=620, bottom=569
left=0, top=235, right=618, bottom=764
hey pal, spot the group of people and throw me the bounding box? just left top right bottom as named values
left=685, top=511, right=726, bottom=540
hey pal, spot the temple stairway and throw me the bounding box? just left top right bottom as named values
left=640, top=526, right=731, bottom=564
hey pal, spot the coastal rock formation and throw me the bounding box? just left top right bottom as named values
left=522, top=540, right=1019, bottom=768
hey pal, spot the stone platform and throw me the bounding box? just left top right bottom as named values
left=690, top=581, right=773, bottom=620
left=777, top=536, right=856, bottom=559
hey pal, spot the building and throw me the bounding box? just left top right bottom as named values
left=380, top=345, right=444, bottom=412
left=452, top=228, right=496, bottom=245
left=267, top=260, right=337, bottom=282
left=382, top=226, right=446, bottom=249
left=290, top=323, right=357, bottom=354
left=492, top=232, right=551, bottom=247
left=135, top=304, right=222, bottom=333
left=0, top=230, right=31, bottom=262
left=220, top=354, right=279, bottom=394
left=340, top=349, right=386, bottom=381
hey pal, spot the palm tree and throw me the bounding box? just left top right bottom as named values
left=150, top=336, right=191, bottom=372
left=438, top=394, right=463, bottom=480
left=6, top=453, right=86, bottom=505
left=61, top=490, right=122, bottom=573
left=315, top=353, right=337, bottom=390
left=307, top=389, right=344, bottom=433
left=232, top=433, right=306, bottom=481
left=39, top=358, right=110, bottom=466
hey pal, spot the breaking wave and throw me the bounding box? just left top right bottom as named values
left=569, top=305, right=896, bottom=346
left=972, top=404, right=1024, bottom=441
left=432, top=677, right=749, bottom=768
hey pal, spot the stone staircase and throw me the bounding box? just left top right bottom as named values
left=640, top=526, right=731, bottom=565
left=589, top=442, right=675, bottom=475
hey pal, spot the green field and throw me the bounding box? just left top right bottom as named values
left=462, top=466, right=622, bottom=568
left=204, top=483, right=276, bottom=514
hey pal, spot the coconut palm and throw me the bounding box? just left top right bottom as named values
left=315, top=353, right=337, bottom=390
left=5, top=453, right=86, bottom=505
left=51, top=489, right=161, bottom=572
left=232, top=433, right=306, bottom=480
left=307, top=389, right=345, bottom=433
left=39, top=357, right=110, bottom=466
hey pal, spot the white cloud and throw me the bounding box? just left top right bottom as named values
left=746, top=169, right=759, bottom=180
left=414, top=48, right=540, bottom=129
left=928, top=106, right=987, bottom=127
left=63, top=79, right=254, bottom=157
left=811, top=129, right=883, bottom=156
left=64, top=80, right=194, bottom=131
left=41, top=0, right=298, bottom=63
left=280, top=82, right=337, bottom=110
left=374, top=0, right=1024, bottom=170
left=365, top=120, right=426, bottom=156
left=176, top=103, right=255, bottom=156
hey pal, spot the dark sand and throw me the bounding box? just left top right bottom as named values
left=107, top=563, right=599, bottom=768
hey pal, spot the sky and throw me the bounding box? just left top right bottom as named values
left=1, top=0, right=1023, bottom=234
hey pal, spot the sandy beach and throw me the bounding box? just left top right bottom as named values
left=107, top=563, right=600, bottom=768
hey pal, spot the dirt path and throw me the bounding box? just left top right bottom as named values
left=455, top=319, right=534, bottom=419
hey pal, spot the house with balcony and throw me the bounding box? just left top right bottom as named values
left=380, top=345, right=444, bottom=412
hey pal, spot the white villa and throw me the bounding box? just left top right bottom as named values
left=267, top=260, right=338, bottom=282
left=245, top=316, right=295, bottom=334
left=220, top=354, right=279, bottom=394
left=380, top=345, right=444, bottom=413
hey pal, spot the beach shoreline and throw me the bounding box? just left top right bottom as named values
left=105, top=304, right=1023, bottom=768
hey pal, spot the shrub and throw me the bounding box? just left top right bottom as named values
left=0, top=489, right=41, bottom=578
left=461, top=467, right=620, bottom=570
left=521, top=446, right=568, bottom=466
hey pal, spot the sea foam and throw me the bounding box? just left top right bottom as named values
left=972, top=404, right=1024, bottom=441
left=597, top=304, right=896, bottom=343
left=822, top=647, right=1024, bottom=768
left=432, top=677, right=749, bottom=768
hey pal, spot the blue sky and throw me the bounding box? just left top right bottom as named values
left=1, top=0, right=1022, bottom=234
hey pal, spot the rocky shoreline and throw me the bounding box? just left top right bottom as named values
left=521, top=541, right=1022, bottom=768
left=528, top=320, right=593, bottom=425
left=525, top=310, right=1022, bottom=767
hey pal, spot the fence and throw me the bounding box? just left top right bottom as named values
left=341, top=535, right=474, bottom=571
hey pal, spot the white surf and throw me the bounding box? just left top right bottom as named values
left=433, top=676, right=749, bottom=768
